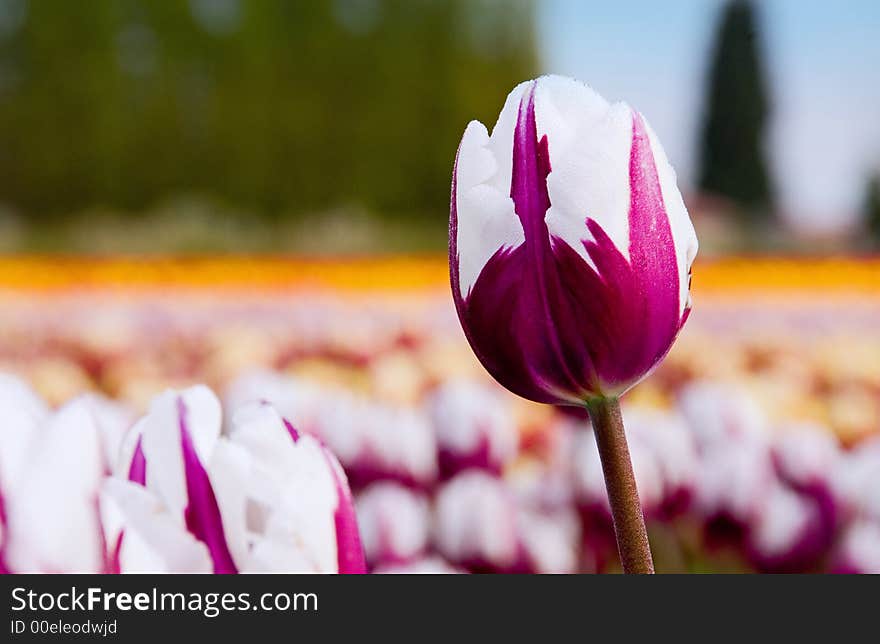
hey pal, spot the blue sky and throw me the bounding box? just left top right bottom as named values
left=538, top=0, right=880, bottom=230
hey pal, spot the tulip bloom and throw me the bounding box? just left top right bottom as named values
left=771, top=427, right=840, bottom=548
left=433, top=470, right=579, bottom=573
left=426, top=380, right=517, bottom=478
left=831, top=437, right=880, bottom=524
left=0, top=375, right=133, bottom=573
left=832, top=520, right=880, bottom=574
left=373, top=556, right=463, bottom=575
left=629, top=411, right=698, bottom=519
left=433, top=471, right=522, bottom=573
left=355, top=482, right=431, bottom=568
left=450, top=75, right=697, bottom=405
left=678, top=382, right=769, bottom=450
left=696, top=439, right=775, bottom=549
left=108, top=386, right=365, bottom=573
left=746, top=480, right=832, bottom=573
left=3, top=399, right=106, bottom=573
left=227, top=372, right=437, bottom=490
left=571, top=423, right=664, bottom=520
left=317, top=399, right=438, bottom=491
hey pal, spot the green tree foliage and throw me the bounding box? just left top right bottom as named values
left=0, top=0, right=537, bottom=221
left=866, top=174, right=880, bottom=242
left=697, top=0, right=773, bottom=214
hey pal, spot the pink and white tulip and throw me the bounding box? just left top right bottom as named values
left=677, top=381, right=769, bottom=450
left=228, top=373, right=438, bottom=491
left=0, top=375, right=132, bottom=573
left=772, top=424, right=841, bottom=491
left=355, top=482, right=431, bottom=568
left=450, top=75, right=697, bottom=405
left=745, top=479, right=832, bottom=573
left=627, top=411, right=699, bottom=519
left=514, top=507, right=581, bottom=574
left=426, top=380, right=517, bottom=478
left=832, top=520, right=880, bottom=574
left=571, top=423, right=664, bottom=520
left=433, top=471, right=521, bottom=573
left=373, top=556, right=463, bottom=575
left=314, top=396, right=438, bottom=491
left=831, top=437, right=880, bottom=524
left=433, top=470, right=578, bottom=573
left=770, top=426, right=840, bottom=548
left=108, top=386, right=365, bottom=573
left=696, top=438, right=775, bottom=548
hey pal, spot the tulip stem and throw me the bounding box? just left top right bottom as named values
left=585, top=396, right=655, bottom=574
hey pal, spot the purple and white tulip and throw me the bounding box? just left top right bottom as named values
left=224, top=371, right=327, bottom=437
left=108, top=386, right=365, bottom=573
left=228, top=373, right=438, bottom=491
left=433, top=471, right=522, bottom=573
left=514, top=507, right=581, bottom=574
left=433, top=470, right=578, bottom=573
left=426, top=379, right=517, bottom=478
left=4, top=400, right=106, bottom=573
left=450, top=75, right=697, bottom=405
left=373, top=556, right=463, bottom=575
left=770, top=426, right=840, bottom=549
left=831, top=520, right=880, bottom=574
left=745, top=479, right=832, bottom=573
left=0, top=376, right=132, bottom=573
left=831, top=437, right=880, bottom=524
left=626, top=411, right=699, bottom=519
left=678, top=381, right=769, bottom=450
left=506, top=457, right=576, bottom=515
left=695, top=438, right=775, bottom=548
left=571, top=422, right=664, bottom=520
left=355, top=482, right=431, bottom=568
left=0, top=374, right=129, bottom=572
left=772, top=424, right=841, bottom=492
left=314, top=396, right=438, bottom=491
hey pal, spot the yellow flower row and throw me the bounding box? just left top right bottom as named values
left=0, top=256, right=877, bottom=293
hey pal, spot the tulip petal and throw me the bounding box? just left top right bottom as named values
left=212, top=402, right=364, bottom=573
left=100, top=478, right=213, bottom=574
left=0, top=374, right=49, bottom=493
left=324, top=450, right=366, bottom=574
left=128, top=437, right=146, bottom=485
left=177, top=397, right=238, bottom=574
left=452, top=78, right=694, bottom=403
left=3, top=399, right=105, bottom=572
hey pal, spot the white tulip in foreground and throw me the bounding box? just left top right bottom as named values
left=0, top=375, right=364, bottom=574
left=106, top=386, right=366, bottom=573
left=0, top=375, right=132, bottom=573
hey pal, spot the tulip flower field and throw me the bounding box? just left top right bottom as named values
left=0, top=256, right=877, bottom=573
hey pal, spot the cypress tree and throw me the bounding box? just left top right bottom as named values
left=865, top=174, right=880, bottom=242
left=697, top=0, right=773, bottom=215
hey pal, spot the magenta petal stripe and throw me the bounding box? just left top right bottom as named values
left=107, top=532, right=124, bottom=574
left=451, top=84, right=686, bottom=404
left=282, top=417, right=301, bottom=442
left=284, top=414, right=365, bottom=574
left=322, top=450, right=366, bottom=574
left=177, top=397, right=238, bottom=574
left=0, top=491, right=8, bottom=573
left=127, top=437, right=147, bottom=485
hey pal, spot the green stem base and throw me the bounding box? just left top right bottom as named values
left=586, top=396, right=655, bottom=574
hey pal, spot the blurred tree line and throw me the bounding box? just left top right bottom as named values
left=866, top=174, right=880, bottom=244
left=698, top=0, right=773, bottom=219
left=0, top=0, right=536, bottom=222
